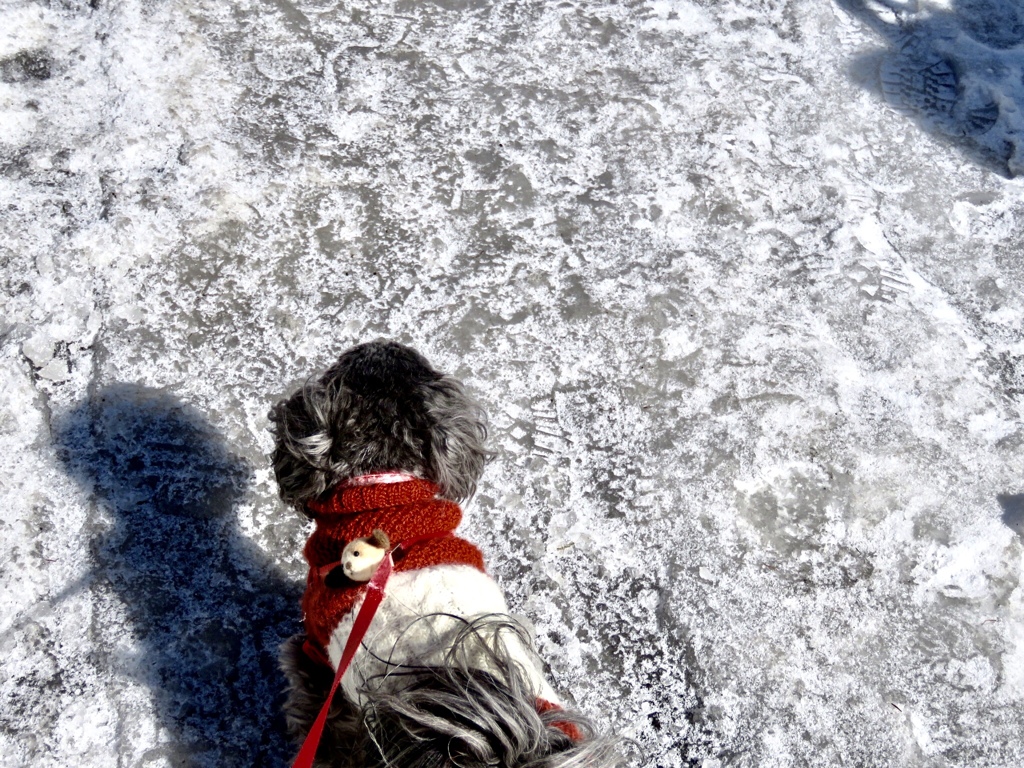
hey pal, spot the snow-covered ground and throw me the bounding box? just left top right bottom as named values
left=2, top=0, right=1023, bottom=765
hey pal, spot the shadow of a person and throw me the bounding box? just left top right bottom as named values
left=54, top=384, right=300, bottom=767
left=836, top=0, right=1024, bottom=177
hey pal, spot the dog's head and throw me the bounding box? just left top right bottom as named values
left=269, top=341, right=490, bottom=514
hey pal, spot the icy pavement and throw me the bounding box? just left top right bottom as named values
left=2, top=0, right=1023, bottom=765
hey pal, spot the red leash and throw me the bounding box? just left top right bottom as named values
left=290, top=532, right=447, bottom=768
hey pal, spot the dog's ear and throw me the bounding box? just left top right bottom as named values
left=421, top=377, right=492, bottom=503
left=268, top=379, right=347, bottom=512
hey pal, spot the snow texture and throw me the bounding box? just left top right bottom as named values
left=1, top=0, right=1023, bottom=766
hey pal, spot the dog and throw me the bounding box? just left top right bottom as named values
left=269, top=341, right=623, bottom=768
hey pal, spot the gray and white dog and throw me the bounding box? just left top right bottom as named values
left=270, top=341, right=623, bottom=768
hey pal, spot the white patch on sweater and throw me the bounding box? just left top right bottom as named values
left=327, top=564, right=560, bottom=705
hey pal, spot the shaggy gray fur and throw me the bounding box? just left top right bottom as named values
left=269, top=340, right=490, bottom=514
left=280, top=616, right=627, bottom=768
left=280, top=633, right=368, bottom=766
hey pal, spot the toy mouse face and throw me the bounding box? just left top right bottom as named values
left=341, top=529, right=390, bottom=582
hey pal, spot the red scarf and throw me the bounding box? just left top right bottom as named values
left=301, top=478, right=485, bottom=653
left=298, top=477, right=582, bottom=745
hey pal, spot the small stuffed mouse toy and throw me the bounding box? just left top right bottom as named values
left=341, top=529, right=391, bottom=582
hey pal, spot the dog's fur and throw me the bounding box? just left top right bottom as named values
left=270, top=341, right=623, bottom=767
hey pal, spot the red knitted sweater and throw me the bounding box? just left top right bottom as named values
left=301, top=478, right=582, bottom=742
left=301, top=478, right=485, bottom=653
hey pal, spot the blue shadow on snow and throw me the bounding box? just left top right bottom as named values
left=836, top=0, right=1024, bottom=177
left=999, top=493, right=1024, bottom=540
left=54, top=384, right=299, bottom=767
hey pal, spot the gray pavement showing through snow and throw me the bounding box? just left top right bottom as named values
left=1, top=0, right=1023, bottom=766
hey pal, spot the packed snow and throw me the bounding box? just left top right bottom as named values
left=1, top=0, right=1023, bottom=766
